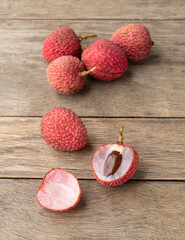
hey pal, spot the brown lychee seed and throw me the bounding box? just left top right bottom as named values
left=42, top=26, right=97, bottom=62
left=91, top=125, right=139, bottom=186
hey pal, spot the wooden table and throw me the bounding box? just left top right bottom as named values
left=0, top=1, right=185, bottom=239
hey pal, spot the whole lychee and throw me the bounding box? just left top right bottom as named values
left=81, top=39, right=128, bottom=81
left=112, top=24, right=153, bottom=62
left=37, top=168, right=81, bottom=211
left=41, top=107, right=87, bottom=151
left=91, top=125, right=139, bottom=186
left=42, top=26, right=97, bottom=62
left=46, top=56, right=95, bottom=95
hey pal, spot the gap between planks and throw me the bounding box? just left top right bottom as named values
left=0, top=177, right=184, bottom=182
left=1, top=116, right=185, bottom=119
left=0, top=18, right=185, bottom=21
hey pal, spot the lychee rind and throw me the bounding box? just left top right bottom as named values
left=91, top=144, right=139, bottom=186
left=112, top=24, right=152, bottom=62
left=82, top=39, right=128, bottom=81
left=42, top=26, right=82, bottom=62
left=47, top=56, right=85, bottom=95
left=41, top=107, right=87, bottom=151
left=36, top=168, right=81, bottom=212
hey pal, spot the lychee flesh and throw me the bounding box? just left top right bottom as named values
left=92, top=143, right=139, bottom=186
left=46, top=56, right=86, bottom=95
left=112, top=24, right=153, bottom=62
left=41, top=107, right=87, bottom=151
left=42, top=26, right=82, bottom=62
left=37, top=168, right=81, bottom=211
left=82, top=39, right=128, bottom=81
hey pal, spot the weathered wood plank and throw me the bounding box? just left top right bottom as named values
left=0, top=117, right=185, bottom=179
left=0, top=20, right=185, bottom=117
left=0, top=179, right=184, bottom=239
left=0, top=0, right=185, bottom=20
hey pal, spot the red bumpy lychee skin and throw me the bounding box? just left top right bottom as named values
left=46, top=56, right=95, bottom=95
left=91, top=125, right=139, bottom=186
left=112, top=24, right=153, bottom=62
left=37, top=168, right=81, bottom=212
left=42, top=26, right=97, bottom=62
left=81, top=39, right=128, bottom=81
left=41, top=107, right=88, bottom=151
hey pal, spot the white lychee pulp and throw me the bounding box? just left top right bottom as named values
left=37, top=169, right=80, bottom=211
left=93, top=144, right=134, bottom=182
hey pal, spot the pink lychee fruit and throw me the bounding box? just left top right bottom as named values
left=91, top=125, right=139, bottom=186
left=42, top=26, right=97, bottom=62
left=81, top=39, right=128, bottom=81
left=111, top=24, right=153, bottom=62
left=41, top=107, right=87, bottom=151
left=37, top=168, right=81, bottom=211
left=46, top=55, right=95, bottom=95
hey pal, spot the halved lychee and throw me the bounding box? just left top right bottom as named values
left=36, top=168, right=81, bottom=211
left=91, top=125, right=139, bottom=186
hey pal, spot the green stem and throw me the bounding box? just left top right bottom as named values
left=80, top=67, right=96, bottom=77
left=118, top=125, right=124, bottom=144
left=79, top=34, right=97, bottom=41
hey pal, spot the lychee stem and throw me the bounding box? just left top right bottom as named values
left=80, top=67, right=96, bottom=77
left=118, top=125, right=124, bottom=144
left=152, top=41, right=154, bottom=46
left=79, top=34, right=97, bottom=41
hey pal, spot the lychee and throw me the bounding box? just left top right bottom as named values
left=81, top=39, right=128, bottom=81
left=42, top=26, right=97, bottom=62
left=112, top=24, right=153, bottom=62
left=46, top=56, right=95, bottom=95
left=91, top=125, right=139, bottom=186
left=41, top=107, right=87, bottom=151
left=37, top=168, right=81, bottom=211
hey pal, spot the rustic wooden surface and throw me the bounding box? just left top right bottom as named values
left=0, top=0, right=185, bottom=20
left=0, top=0, right=185, bottom=239
left=1, top=180, right=185, bottom=240
left=0, top=117, right=185, bottom=179
left=0, top=20, right=185, bottom=117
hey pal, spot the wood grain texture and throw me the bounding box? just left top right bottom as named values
left=0, top=179, right=184, bottom=240
left=0, top=1, right=184, bottom=239
left=0, top=0, right=185, bottom=20
left=0, top=117, right=185, bottom=179
left=0, top=20, right=185, bottom=117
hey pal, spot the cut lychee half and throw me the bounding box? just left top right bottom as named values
left=91, top=125, right=139, bottom=186
left=36, top=168, right=81, bottom=211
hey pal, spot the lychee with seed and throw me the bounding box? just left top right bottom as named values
left=91, top=125, right=139, bottom=186
left=47, top=56, right=95, bottom=95
left=81, top=39, right=128, bottom=81
left=41, top=107, right=87, bottom=151
left=37, top=168, right=81, bottom=211
left=42, top=26, right=97, bottom=62
left=112, top=24, right=153, bottom=62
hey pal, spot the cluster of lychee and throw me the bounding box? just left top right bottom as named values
left=43, top=24, right=153, bottom=94
left=37, top=24, right=153, bottom=211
